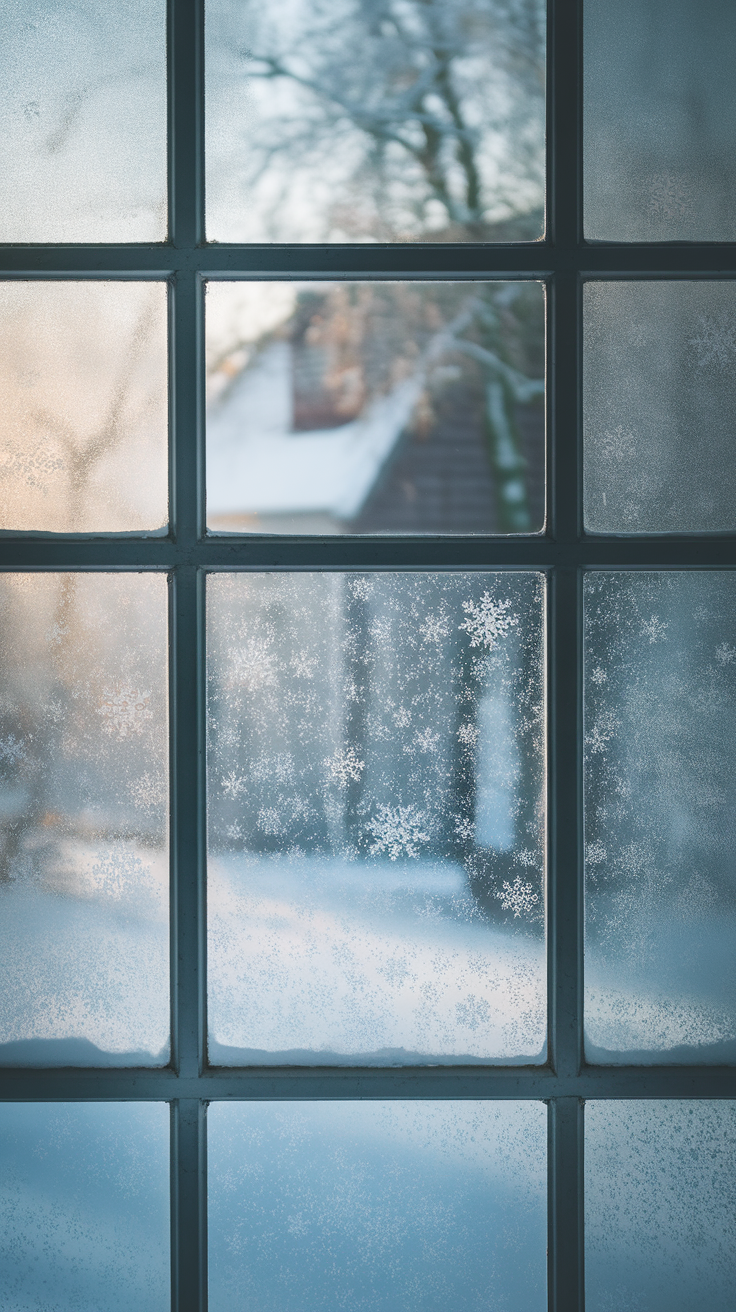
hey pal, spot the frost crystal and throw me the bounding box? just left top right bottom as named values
left=228, top=638, right=278, bottom=691
left=641, top=614, right=668, bottom=645
left=496, top=874, right=539, bottom=918
left=688, top=314, right=736, bottom=371
left=91, top=849, right=147, bottom=899
left=648, top=171, right=689, bottom=221
left=454, top=815, right=474, bottom=842
left=0, top=734, right=26, bottom=765
left=585, top=710, right=619, bottom=755
left=590, top=666, right=607, bottom=685
left=129, top=770, right=166, bottom=812
left=1, top=441, right=65, bottom=491
left=411, top=727, right=440, bottom=754
left=349, top=577, right=373, bottom=600
left=98, top=685, right=152, bottom=737
left=459, top=592, right=518, bottom=650
left=715, top=643, right=736, bottom=666
left=222, top=771, right=247, bottom=798
left=457, top=722, right=479, bottom=746
left=420, top=611, right=450, bottom=644
left=366, top=803, right=430, bottom=860
left=327, top=746, right=365, bottom=786
left=514, top=848, right=538, bottom=869
left=586, top=840, right=607, bottom=866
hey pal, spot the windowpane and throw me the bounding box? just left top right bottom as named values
left=206, top=281, right=545, bottom=534
left=0, top=1102, right=170, bottom=1311
left=0, top=574, right=169, bottom=1066
left=586, top=1101, right=736, bottom=1312
left=205, top=0, right=545, bottom=243
left=584, top=282, right=736, bottom=534
left=584, top=572, right=736, bottom=1063
left=208, top=1100, right=547, bottom=1312
left=0, top=0, right=166, bottom=243
left=584, top=0, right=736, bottom=241
left=0, top=282, right=168, bottom=533
left=207, top=572, right=546, bottom=1064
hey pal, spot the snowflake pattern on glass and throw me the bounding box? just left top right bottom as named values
left=0, top=573, right=169, bottom=1065
left=584, top=572, right=736, bottom=1064
left=207, top=572, right=546, bottom=1065
left=98, top=685, right=152, bottom=738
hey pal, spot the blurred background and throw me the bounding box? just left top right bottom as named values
left=207, top=280, right=545, bottom=534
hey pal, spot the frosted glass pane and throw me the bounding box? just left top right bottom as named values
left=206, top=0, right=545, bottom=243
left=0, top=282, right=168, bottom=533
left=584, top=0, right=736, bottom=241
left=206, top=282, right=545, bottom=534
left=584, top=282, right=736, bottom=534
left=207, top=572, right=546, bottom=1065
left=209, top=1101, right=547, bottom=1312
left=0, top=1102, right=169, bottom=1311
left=584, top=573, right=736, bottom=1063
left=0, top=574, right=169, bottom=1066
left=0, top=1, right=166, bottom=242
left=586, top=1101, right=736, bottom=1312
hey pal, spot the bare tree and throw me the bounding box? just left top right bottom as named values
left=209, top=0, right=545, bottom=241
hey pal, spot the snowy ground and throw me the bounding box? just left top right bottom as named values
left=0, top=837, right=169, bottom=1065
left=208, top=853, right=547, bottom=1064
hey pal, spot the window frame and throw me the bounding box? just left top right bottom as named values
left=1, top=1, right=735, bottom=1309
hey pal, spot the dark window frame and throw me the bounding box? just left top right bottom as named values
left=1, top=1, right=735, bottom=1309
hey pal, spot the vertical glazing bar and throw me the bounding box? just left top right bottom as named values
left=169, top=1, right=207, bottom=1309
left=169, top=0, right=205, bottom=249
left=548, top=0, right=584, bottom=1308
left=172, top=1100, right=208, bottom=1312
left=549, top=1098, right=585, bottom=1311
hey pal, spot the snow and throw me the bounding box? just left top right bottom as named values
left=206, top=340, right=423, bottom=524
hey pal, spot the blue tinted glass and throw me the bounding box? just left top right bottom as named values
left=208, top=1100, right=547, bottom=1312
left=586, top=1100, right=736, bottom=1312
left=0, top=1102, right=169, bottom=1311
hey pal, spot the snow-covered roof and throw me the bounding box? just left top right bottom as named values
left=206, top=340, right=422, bottom=527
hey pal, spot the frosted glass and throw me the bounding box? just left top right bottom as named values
left=0, top=574, right=169, bottom=1066
left=208, top=1100, right=547, bottom=1312
left=0, top=1, right=166, bottom=242
left=206, top=281, right=545, bottom=534
left=0, top=282, right=168, bottom=533
left=586, top=1101, right=736, bottom=1312
left=0, top=1102, right=169, bottom=1311
left=584, top=572, right=736, bottom=1063
left=584, top=282, right=736, bottom=534
left=584, top=0, right=736, bottom=241
left=206, top=0, right=545, bottom=243
left=207, top=572, right=546, bottom=1065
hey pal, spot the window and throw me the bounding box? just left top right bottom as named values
left=1, top=2, right=735, bottom=1310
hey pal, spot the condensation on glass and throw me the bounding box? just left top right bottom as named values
left=208, top=1100, right=547, bottom=1312
left=586, top=1101, right=736, bottom=1312
left=584, top=572, right=736, bottom=1064
left=0, top=282, right=168, bottom=533
left=206, top=281, right=545, bottom=534
left=0, top=1102, right=170, bottom=1311
left=207, top=572, right=546, bottom=1065
left=584, top=282, right=736, bottom=534
left=205, top=0, right=545, bottom=243
left=0, top=1, right=166, bottom=243
left=584, top=0, right=736, bottom=241
left=0, top=574, right=169, bottom=1066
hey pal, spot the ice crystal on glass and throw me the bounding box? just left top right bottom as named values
left=207, top=572, right=546, bottom=1064
left=584, top=572, right=736, bottom=1064
left=459, top=592, right=519, bottom=650
left=366, top=804, right=431, bottom=861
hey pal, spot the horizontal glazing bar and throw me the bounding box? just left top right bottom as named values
left=0, top=1067, right=734, bottom=1101
left=2, top=540, right=736, bottom=570
left=1, top=246, right=736, bottom=277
